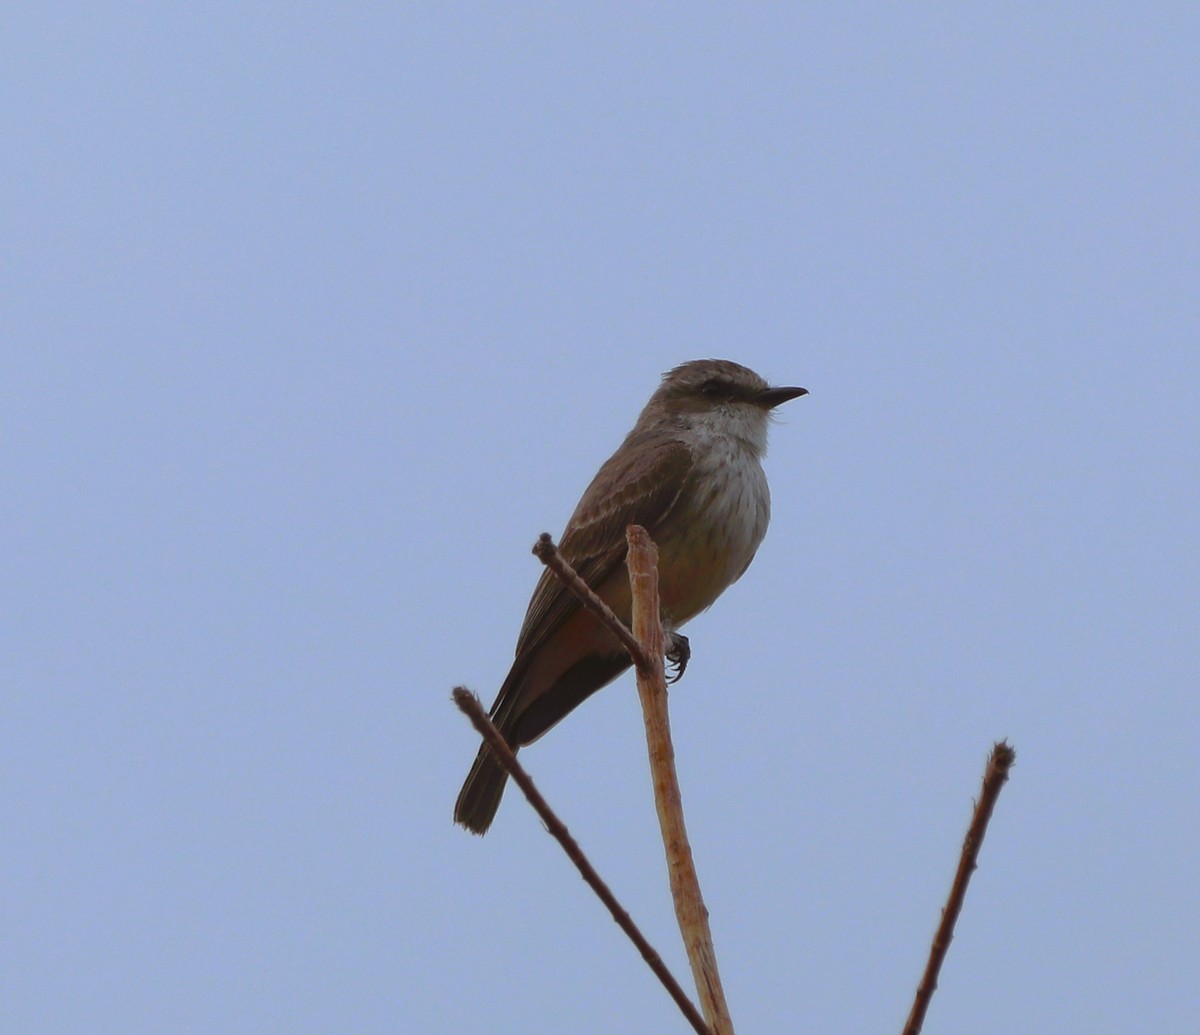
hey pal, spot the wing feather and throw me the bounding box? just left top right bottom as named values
left=513, top=435, right=694, bottom=662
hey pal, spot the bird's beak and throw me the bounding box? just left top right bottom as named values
left=755, top=385, right=808, bottom=408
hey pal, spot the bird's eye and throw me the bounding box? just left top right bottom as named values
left=699, top=379, right=725, bottom=398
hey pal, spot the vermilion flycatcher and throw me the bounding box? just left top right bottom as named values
left=454, top=359, right=807, bottom=833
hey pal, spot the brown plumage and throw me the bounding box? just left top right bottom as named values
left=454, top=359, right=806, bottom=833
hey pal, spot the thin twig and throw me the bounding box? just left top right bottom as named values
left=451, top=688, right=711, bottom=1035
left=627, top=526, right=735, bottom=1035
left=902, top=741, right=1017, bottom=1035
left=532, top=532, right=653, bottom=671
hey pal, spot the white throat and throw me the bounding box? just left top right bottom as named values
left=683, top=404, right=772, bottom=459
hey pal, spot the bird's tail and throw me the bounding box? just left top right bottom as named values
left=454, top=738, right=516, bottom=835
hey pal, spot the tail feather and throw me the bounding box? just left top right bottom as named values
left=453, top=652, right=629, bottom=834
left=454, top=739, right=516, bottom=835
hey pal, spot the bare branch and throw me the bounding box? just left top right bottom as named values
left=532, top=532, right=653, bottom=671
left=627, top=526, right=735, bottom=1035
left=451, top=688, right=711, bottom=1035
left=459, top=528, right=733, bottom=1031
left=902, top=741, right=1017, bottom=1035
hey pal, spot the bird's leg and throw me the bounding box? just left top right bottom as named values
left=665, top=632, right=690, bottom=684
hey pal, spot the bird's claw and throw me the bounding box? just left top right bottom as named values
left=665, top=632, right=690, bottom=684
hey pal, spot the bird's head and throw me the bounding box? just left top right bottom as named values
left=645, top=359, right=807, bottom=455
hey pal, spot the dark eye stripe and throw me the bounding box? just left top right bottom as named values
left=699, top=379, right=738, bottom=400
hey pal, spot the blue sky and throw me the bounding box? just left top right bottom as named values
left=4, top=5, right=1198, bottom=1033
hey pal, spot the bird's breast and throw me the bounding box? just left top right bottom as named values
left=655, top=445, right=770, bottom=626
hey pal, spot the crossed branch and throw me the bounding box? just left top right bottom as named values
left=453, top=527, right=1015, bottom=1035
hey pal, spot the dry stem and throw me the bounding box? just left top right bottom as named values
left=532, top=532, right=652, bottom=670
left=452, top=687, right=710, bottom=1035
left=627, top=525, right=734, bottom=1035
left=902, top=740, right=1017, bottom=1035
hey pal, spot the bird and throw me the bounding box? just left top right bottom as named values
left=454, top=359, right=807, bottom=833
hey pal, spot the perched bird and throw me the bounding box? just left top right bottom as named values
left=454, top=359, right=806, bottom=833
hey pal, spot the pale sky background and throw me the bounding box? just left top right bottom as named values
left=4, top=5, right=1198, bottom=1034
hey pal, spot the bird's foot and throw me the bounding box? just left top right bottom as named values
left=665, top=632, right=690, bottom=684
